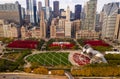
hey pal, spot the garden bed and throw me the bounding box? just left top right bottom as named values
left=7, top=40, right=38, bottom=49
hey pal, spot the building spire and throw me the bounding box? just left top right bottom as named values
left=66, top=5, right=70, bottom=21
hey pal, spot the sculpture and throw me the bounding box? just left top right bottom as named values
left=82, top=44, right=107, bottom=64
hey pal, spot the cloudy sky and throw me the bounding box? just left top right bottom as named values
left=0, top=0, right=120, bottom=12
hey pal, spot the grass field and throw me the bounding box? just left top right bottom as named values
left=26, top=52, right=72, bottom=66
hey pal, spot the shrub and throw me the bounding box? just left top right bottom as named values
left=33, top=67, right=48, bottom=75
left=51, top=70, right=65, bottom=75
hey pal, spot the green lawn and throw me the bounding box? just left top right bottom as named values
left=26, top=52, right=72, bottom=66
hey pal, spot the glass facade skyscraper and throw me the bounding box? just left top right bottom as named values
left=0, top=2, right=22, bottom=25
left=26, top=0, right=37, bottom=25
left=45, top=0, right=49, bottom=7
left=84, top=0, right=97, bottom=30
left=53, top=1, right=59, bottom=18
left=75, top=5, right=82, bottom=20
left=102, top=2, right=119, bottom=39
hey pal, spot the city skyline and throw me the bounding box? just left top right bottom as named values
left=0, top=0, right=119, bottom=12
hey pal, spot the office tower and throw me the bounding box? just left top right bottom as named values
left=44, top=7, right=52, bottom=21
left=66, top=6, right=70, bottom=21
left=58, top=19, right=65, bottom=29
left=50, top=19, right=56, bottom=38
left=65, top=21, right=71, bottom=38
left=26, top=0, right=37, bottom=25
left=114, top=13, right=120, bottom=42
left=60, top=9, right=66, bottom=18
left=40, top=10, right=46, bottom=38
left=102, top=2, right=119, bottom=39
left=60, top=9, right=64, bottom=15
left=0, top=2, right=22, bottom=25
left=45, top=0, right=49, bottom=7
left=72, top=20, right=81, bottom=38
left=42, top=0, right=52, bottom=21
left=84, top=0, right=97, bottom=30
left=21, top=7, right=25, bottom=21
left=53, top=1, right=59, bottom=18
left=38, top=1, right=42, bottom=22
left=75, top=4, right=82, bottom=20
left=38, top=1, right=42, bottom=13
left=99, top=11, right=104, bottom=32
left=70, top=11, right=75, bottom=20
left=95, top=13, right=100, bottom=32
left=61, top=11, right=66, bottom=18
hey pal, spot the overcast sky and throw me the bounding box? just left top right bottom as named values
left=0, top=0, right=120, bottom=13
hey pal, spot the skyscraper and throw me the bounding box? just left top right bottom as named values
left=45, top=0, right=49, bottom=7
left=75, top=4, right=82, bottom=20
left=26, top=0, right=37, bottom=25
left=38, top=1, right=42, bottom=22
left=40, top=10, right=46, bottom=38
left=84, top=0, right=97, bottom=30
left=114, top=10, right=120, bottom=42
left=0, top=2, right=22, bottom=25
left=53, top=1, right=59, bottom=18
left=102, top=2, right=119, bottom=39
left=38, top=1, right=42, bottom=13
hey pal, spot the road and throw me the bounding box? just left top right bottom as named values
left=0, top=73, right=119, bottom=79
left=0, top=73, right=68, bottom=79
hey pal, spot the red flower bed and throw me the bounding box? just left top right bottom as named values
left=84, top=40, right=109, bottom=46
left=49, top=43, right=75, bottom=49
left=73, top=53, right=90, bottom=65
left=7, top=40, right=38, bottom=49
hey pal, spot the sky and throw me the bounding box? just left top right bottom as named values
left=0, top=0, right=120, bottom=13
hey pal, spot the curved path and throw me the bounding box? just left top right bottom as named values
left=65, top=71, right=74, bottom=79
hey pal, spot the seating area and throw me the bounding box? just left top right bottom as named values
left=49, top=42, right=75, bottom=49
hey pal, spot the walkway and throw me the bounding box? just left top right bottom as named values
left=73, top=39, right=83, bottom=49
left=0, top=73, right=68, bottom=79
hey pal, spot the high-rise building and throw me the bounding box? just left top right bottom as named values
left=53, top=1, right=59, bottom=18
left=44, top=7, right=52, bottom=21
left=99, top=11, right=104, bottom=32
left=26, top=0, right=37, bottom=25
left=38, top=1, right=42, bottom=22
left=75, top=4, right=82, bottom=20
left=84, top=0, right=97, bottom=30
left=0, top=2, right=22, bottom=25
left=102, top=2, right=119, bottom=39
left=65, top=21, right=71, bottom=38
left=50, top=18, right=65, bottom=38
left=38, top=1, right=42, bottom=13
left=95, top=13, right=100, bottom=32
left=114, top=13, right=120, bottom=42
left=40, top=10, right=46, bottom=38
left=50, top=19, right=56, bottom=38
left=21, top=7, right=25, bottom=21
left=72, top=20, right=81, bottom=38
left=58, top=19, right=65, bottom=29
left=66, top=6, right=70, bottom=21
left=45, top=0, right=49, bottom=7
